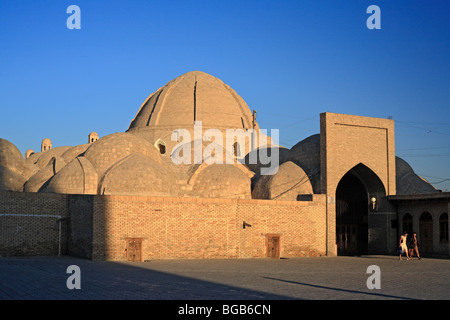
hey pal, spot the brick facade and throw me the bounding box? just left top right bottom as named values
left=0, top=191, right=69, bottom=257
left=0, top=191, right=328, bottom=260
left=92, top=195, right=327, bottom=261
left=2, top=112, right=448, bottom=259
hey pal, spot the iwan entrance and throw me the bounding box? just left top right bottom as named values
left=336, top=170, right=369, bottom=256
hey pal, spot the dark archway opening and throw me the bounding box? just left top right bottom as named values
left=336, top=172, right=368, bottom=255
left=419, top=212, right=433, bottom=253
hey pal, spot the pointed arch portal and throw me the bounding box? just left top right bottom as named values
left=335, top=163, right=386, bottom=256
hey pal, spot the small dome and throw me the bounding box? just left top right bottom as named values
left=252, top=161, right=313, bottom=200
left=24, top=164, right=55, bottom=192
left=25, top=149, right=35, bottom=159
left=61, top=143, right=90, bottom=163
left=0, top=138, right=25, bottom=168
left=191, top=164, right=252, bottom=199
left=83, top=132, right=162, bottom=177
left=24, top=156, right=66, bottom=192
left=33, top=146, right=72, bottom=169
left=243, top=145, right=290, bottom=186
left=43, top=157, right=98, bottom=195
left=99, top=153, right=177, bottom=196
left=0, top=138, right=37, bottom=180
left=284, top=134, right=321, bottom=193
left=0, top=165, right=26, bottom=192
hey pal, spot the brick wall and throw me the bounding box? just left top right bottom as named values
left=92, top=194, right=328, bottom=261
left=0, top=191, right=328, bottom=260
left=68, top=195, right=94, bottom=259
left=0, top=191, right=68, bottom=257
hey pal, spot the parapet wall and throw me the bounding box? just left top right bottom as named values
left=0, top=191, right=328, bottom=260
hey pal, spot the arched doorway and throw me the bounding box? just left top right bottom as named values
left=336, top=172, right=368, bottom=255
left=419, top=212, right=433, bottom=253
left=439, top=213, right=448, bottom=244
left=335, top=163, right=386, bottom=256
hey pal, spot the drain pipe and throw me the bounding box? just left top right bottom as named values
left=0, top=214, right=63, bottom=256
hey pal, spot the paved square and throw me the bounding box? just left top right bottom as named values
left=0, top=255, right=448, bottom=300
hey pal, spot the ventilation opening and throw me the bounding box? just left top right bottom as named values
left=297, top=194, right=313, bottom=201
left=233, top=142, right=240, bottom=158
left=155, top=139, right=166, bottom=155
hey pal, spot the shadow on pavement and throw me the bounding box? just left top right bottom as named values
left=0, top=256, right=293, bottom=300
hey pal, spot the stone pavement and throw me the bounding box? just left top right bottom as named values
left=0, top=255, right=449, bottom=300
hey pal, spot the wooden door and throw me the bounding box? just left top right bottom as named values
left=336, top=224, right=358, bottom=255
left=266, top=235, right=280, bottom=259
left=126, top=238, right=142, bottom=262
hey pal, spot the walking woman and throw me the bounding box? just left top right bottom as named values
left=410, top=232, right=421, bottom=260
left=399, top=232, right=410, bottom=260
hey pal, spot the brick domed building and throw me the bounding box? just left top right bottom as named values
left=0, top=71, right=448, bottom=260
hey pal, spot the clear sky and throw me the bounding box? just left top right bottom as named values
left=1, top=0, right=449, bottom=191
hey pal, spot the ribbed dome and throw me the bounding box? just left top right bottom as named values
left=128, top=71, right=256, bottom=131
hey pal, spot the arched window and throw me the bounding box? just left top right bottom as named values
left=439, top=213, right=448, bottom=244
left=402, top=213, right=413, bottom=233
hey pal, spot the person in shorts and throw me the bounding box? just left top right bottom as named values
left=399, top=232, right=410, bottom=260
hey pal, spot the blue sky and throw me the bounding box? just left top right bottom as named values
left=1, top=0, right=449, bottom=191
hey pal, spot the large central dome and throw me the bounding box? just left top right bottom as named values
left=128, top=71, right=256, bottom=131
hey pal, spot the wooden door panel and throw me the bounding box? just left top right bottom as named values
left=126, top=238, right=142, bottom=262
left=266, top=235, right=280, bottom=259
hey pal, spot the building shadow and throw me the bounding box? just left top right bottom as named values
left=0, top=256, right=295, bottom=300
